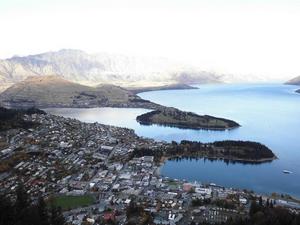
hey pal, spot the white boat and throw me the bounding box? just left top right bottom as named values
left=283, top=170, right=293, bottom=174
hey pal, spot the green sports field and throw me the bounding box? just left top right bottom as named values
left=52, top=195, right=95, bottom=210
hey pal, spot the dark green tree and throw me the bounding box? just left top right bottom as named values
left=0, top=194, right=14, bottom=225
left=15, top=183, right=30, bottom=211
left=37, top=196, right=50, bottom=225
left=15, top=183, right=30, bottom=225
left=249, top=200, right=259, bottom=216
left=50, top=205, right=66, bottom=225
left=258, top=196, right=263, bottom=206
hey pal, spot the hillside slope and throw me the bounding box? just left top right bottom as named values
left=286, top=75, right=300, bottom=85
left=0, top=75, right=158, bottom=108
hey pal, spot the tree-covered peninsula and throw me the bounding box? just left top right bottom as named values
left=132, top=140, right=276, bottom=163
left=136, top=107, right=240, bottom=130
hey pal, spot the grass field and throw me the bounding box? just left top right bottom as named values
left=51, top=195, right=95, bottom=210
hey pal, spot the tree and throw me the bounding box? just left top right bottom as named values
left=15, top=183, right=30, bottom=212
left=258, top=196, right=263, bottom=207
left=126, top=200, right=139, bottom=217
left=37, top=196, right=50, bottom=225
left=15, top=183, right=30, bottom=225
left=50, top=205, right=66, bottom=225
left=0, top=184, right=67, bottom=225
left=0, top=194, right=14, bottom=225
left=270, top=200, right=274, bottom=208
left=249, top=200, right=259, bottom=216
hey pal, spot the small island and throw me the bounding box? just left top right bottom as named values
left=132, top=140, right=277, bottom=164
left=136, top=107, right=240, bottom=130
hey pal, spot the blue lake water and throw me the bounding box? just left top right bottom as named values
left=46, top=84, right=300, bottom=197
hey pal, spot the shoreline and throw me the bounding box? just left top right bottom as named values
left=136, top=119, right=240, bottom=131
left=157, top=157, right=300, bottom=202
left=159, top=155, right=277, bottom=165
left=132, top=140, right=277, bottom=167
left=1, top=81, right=241, bottom=132
left=136, top=109, right=240, bottom=131
left=2, top=108, right=298, bottom=208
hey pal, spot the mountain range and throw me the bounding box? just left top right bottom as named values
left=1, top=49, right=287, bottom=93
left=0, top=49, right=222, bottom=92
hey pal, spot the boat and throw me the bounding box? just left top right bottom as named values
left=283, top=170, right=293, bottom=174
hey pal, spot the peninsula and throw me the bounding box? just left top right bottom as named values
left=132, top=140, right=276, bottom=164
left=0, top=76, right=240, bottom=131
left=128, top=83, right=198, bottom=94
left=136, top=107, right=240, bottom=130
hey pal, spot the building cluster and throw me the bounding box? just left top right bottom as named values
left=0, top=113, right=299, bottom=225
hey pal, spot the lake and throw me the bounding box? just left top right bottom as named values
left=45, top=83, right=300, bottom=197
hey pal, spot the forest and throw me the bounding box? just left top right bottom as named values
left=222, top=198, right=300, bottom=225
left=136, top=108, right=240, bottom=130
left=131, top=140, right=275, bottom=163
left=0, top=107, right=45, bottom=131
left=0, top=184, right=65, bottom=225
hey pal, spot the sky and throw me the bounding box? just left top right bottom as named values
left=0, top=0, right=300, bottom=80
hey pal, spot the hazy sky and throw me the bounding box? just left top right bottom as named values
left=1, top=0, right=300, bottom=80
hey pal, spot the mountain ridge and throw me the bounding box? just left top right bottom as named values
left=0, top=49, right=221, bottom=92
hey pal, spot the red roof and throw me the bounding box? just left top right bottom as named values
left=103, top=211, right=116, bottom=221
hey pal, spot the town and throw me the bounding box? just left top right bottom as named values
left=0, top=112, right=300, bottom=225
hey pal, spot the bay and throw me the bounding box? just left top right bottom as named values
left=46, top=83, right=300, bottom=197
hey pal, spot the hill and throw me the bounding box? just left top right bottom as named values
left=286, top=75, right=300, bottom=85
left=0, top=49, right=221, bottom=92
left=286, top=75, right=300, bottom=93
left=0, top=75, right=158, bottom=109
